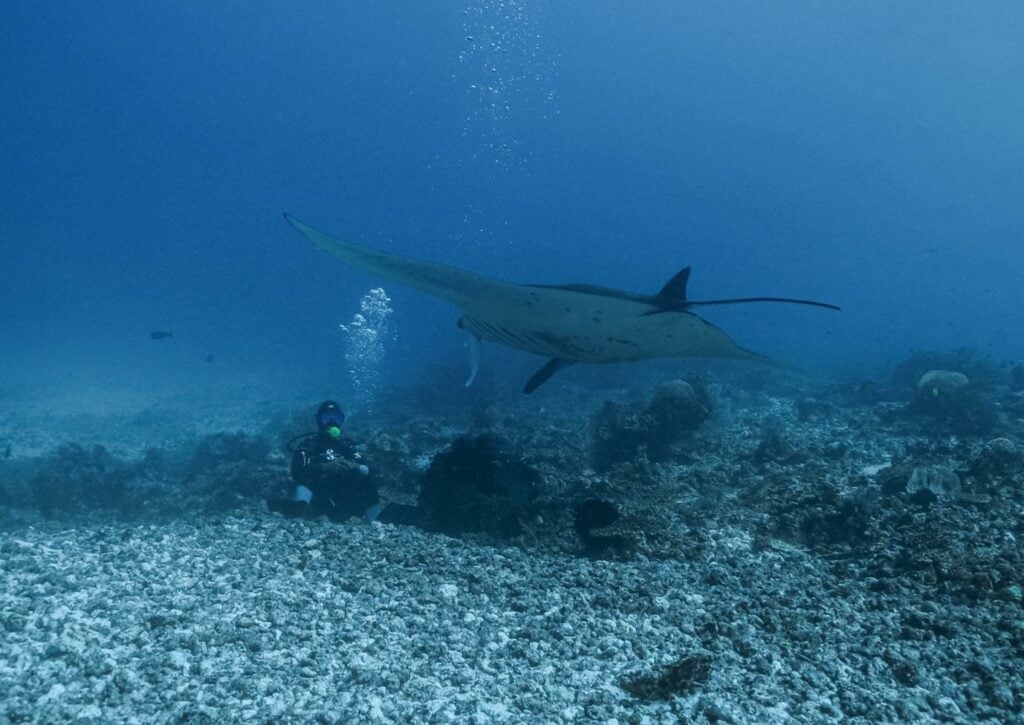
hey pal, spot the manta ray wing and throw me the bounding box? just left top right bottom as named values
left=285, top=214, right=529, bottom=310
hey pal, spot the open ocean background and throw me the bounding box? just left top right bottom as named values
left=3, top=1, right=1022, bottom=400
left=5, top=6, right=1024, bottom=721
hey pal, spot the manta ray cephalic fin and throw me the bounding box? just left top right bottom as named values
left=524, top=358, right=574, bottom=395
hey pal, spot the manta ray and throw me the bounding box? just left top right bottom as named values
left=285, top=214, right=839, bottom=394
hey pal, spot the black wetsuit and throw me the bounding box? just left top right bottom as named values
left=269, top=433, right=379, bottom=521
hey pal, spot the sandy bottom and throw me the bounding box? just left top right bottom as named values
left=2, top=367, right=1022, bottom=722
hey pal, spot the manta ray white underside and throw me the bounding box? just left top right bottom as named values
left=285, top=214, right=839, bottom=393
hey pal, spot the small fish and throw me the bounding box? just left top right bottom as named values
left=150, top=331, right=173, bottom=340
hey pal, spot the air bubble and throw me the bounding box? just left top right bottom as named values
left=338, top=288, right=394, bottom=414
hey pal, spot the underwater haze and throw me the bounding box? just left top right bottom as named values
left=2, top=1, right=1023, bottom=398
left=7, top=4, right=1024, bottom=722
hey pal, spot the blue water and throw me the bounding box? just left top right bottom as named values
left=3, top=2, right=1022, bottom=398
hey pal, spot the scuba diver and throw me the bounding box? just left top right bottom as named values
left=267, top=400, right=416, bottom=525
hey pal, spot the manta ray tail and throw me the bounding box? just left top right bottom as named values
left=687, top=296, right=841, bottom=311
left=646, top=265, right=840, bottom=315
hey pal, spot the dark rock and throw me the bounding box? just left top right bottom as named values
left=188, top=432, right=271, bottom=475
left=905, top=369, right=1001, bottom=436
left=417, top=435, right=540, bottom=539
left=968, top=438, right=1022, bottom=484
left=752, top=415, right=803, bottom=465
left=588, top=401, right=649, bottom=472
left=644, top=379, right=711, bottom=459
left=796, top=397, right=835, bottom=421
left=892, top=348, right=1007, bottom=389
left=620, top=654, right=713, bottom=700
left=1010, top=363, right=1024, bottom=392
left=588, top=378, right=711, bottom=470
left=29, top=444, right=130, bottom=516
left=573, top=498, right=629, bottom=556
